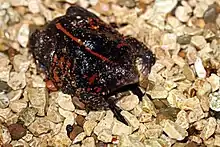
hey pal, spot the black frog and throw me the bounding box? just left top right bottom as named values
left=29, top=5, right=155, bottom=124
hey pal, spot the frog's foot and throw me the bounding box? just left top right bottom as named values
left=79, top=93, right=128, bottom=125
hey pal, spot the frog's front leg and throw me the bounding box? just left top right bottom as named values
left=79, top=92, right=128, bottom=124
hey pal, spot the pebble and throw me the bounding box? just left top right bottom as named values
left=207, top=74, right=220, bottom=92
left=19, top=107, right=38, bottom=126
left=175, top=6, right=190, bottom=22
left=120, top=111, right=140, bottom=131
left=182, top=64, right=196, bottom=81
left=17, top=23, right=29, bottom=47
left=144, top=138, right=168, bottom=147
left=148, top=85, right=168, bottom=99
left=112, top=119, right=132, bottom=136
left=51, top=132, right=72, bottom=147
left=69, top=125, right=84, bottom=141
left=8, top=123, right=27, bottom=140
left=144, top=122, right=163, bottom=139
left=9, top=99, right=27, bottom=113
left=162, top=119, right=188, bottom=141
left=116, top=94, right=139, bottom=111
left=27, top=87, right=47, bottom=116
left=81, top=137, right=96, bottom=147
left=200, top=117, right=217, bottom=140
left=194, top=57, right=207, bottom=78
left=13, top=54, right=31, bottom=72
left=175, top=110, right=189, bottom=129
left=194, top=79, right=212, bottom=97
left=204, top=4, right=218, bottom=23
left=7, top=71, right=26, bottom=90
left=119, top=135, right=144, bottom=147
left=8, top=0, right=28, bottom=6
left=142, top=94, right=157, bottom=116
left=28, top=0, right=40, bottom=14
left=177, top=35, right=191, bottom=45
left=209, top=92, right=220, bottom=112
left=161, top=33, right=177, bottom=50
left=191, top=35, right=207, bottom=49
left=83, top=119, right=97, bottom=136
left=28, top=118, right=51, bottom=136
left=57, top=92, right=75, bottom=111
left=193, top=2, right=208, bottom=18
left=154, top=0, right=178, bottom=14
left=93, top=111, right=114, bottom=135
left=46, top=103, right=64, bottom=123
left=156, top=107, right=180, bottom=123
left=32, top=15, right=45, bottom=26
left=75, top=115, right=86, bottom=127
left=117, top=0, right=136, bottom=8
left=97, top=129, right=112, bottom=143
left=0, top=81, right=11, bottom=93
left=72, top=132, right=86, bottom=144
left=0, top=92, right=9, bottom=108
left=31, top=75, right=45, bottom=88
left=0, top=124, right=11, bottom=144
left=214, top=135, right=220, bottom=146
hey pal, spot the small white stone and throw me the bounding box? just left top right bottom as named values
left=209, top=92, right=220, bottom=112
left=9, top=0, right=28, bottom=6
left=86, top=111, right=106, bottom=121
left=0, top=108, right=11, bottom=119
left=0, top=92, right=9, bottom=109
left=27, top=87, right=47, bottom=116
left=81, top=137, right=96, bottom=147
left=73, top=132, right=86, bottom=144
left=9, top=99, right=27, bottom=113
left=0, top=124, right=11, bottom=144
left=207, top=74, right=220, bottom=92
left=13, top=54, right=31, bottom=72
left=31, top=75, right=45, bottom=88
left=28, top=118, right=51, bottom=136
left=112, top=119, right=132, bottom=136
left=57, top=92, right=75, bottom=111
left=200, top=117, right=217, bottom=140
left=154, top=0, right=178, bottom=13
left=17, top=23, right=29, bottom=47
left=83, top=120, right=97, bottom=136
left=175, top=6, right=190, bottom=22
left=161, top=33, right=177, bottom=50
left=175, top=110, right=189, bottom=129
left=191, top=36, right=207, bottom=49
left=28, top=0, right=40, bottom=14
left=116, top=94, right=139, bottom=111
left=193, top=2, right=208, bottom=18
left=51, top=132, right=72, bottom=147
left=7, top=71, right=26, bottom=90
left=93, top=110, right=114, bottom=135
left=121, top=111, right=140, bottom=131
left=162, top=119, right=188, bottom=141
left=194, top=57, right=206, bottom=78
left=97, top=129, right=112, bottom=143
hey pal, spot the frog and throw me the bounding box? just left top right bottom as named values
left=29, top=5, right=156, bottom=124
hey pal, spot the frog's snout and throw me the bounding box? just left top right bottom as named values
left=136, top=50, right=156, bottom=77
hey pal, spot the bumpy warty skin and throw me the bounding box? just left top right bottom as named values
left=29, top=5, right=156, bottom=112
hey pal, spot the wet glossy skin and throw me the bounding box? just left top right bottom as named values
left=29, top=5, right=155, bottom=121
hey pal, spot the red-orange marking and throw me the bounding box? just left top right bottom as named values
left=56, top=23, right=111, bottom=62
left=56, top=23, right=83, bottom=45
left=46, top=80, right=57, bottom=91
left=88, top=74, right=97, bottom=85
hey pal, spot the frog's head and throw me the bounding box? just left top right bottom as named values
left=136, top=49, right=156, bottom=78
